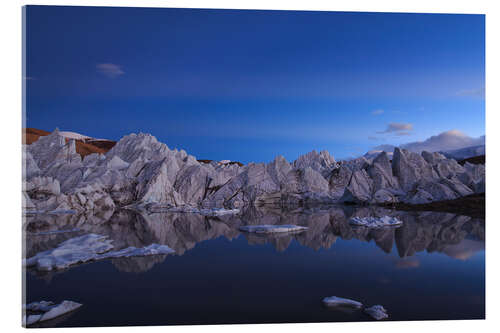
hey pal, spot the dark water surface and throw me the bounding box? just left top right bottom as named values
left=24, top=206, right=485, bottom=327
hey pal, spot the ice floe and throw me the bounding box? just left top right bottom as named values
left=239, top=224, right=308, bottom=234
left=24, top=233, right=175, bottom=271
left=349, top=216, right=403, bottom=228
left=322, top=296, right=388, bottom=320
left=322, top=296, right=363, bottom=308
left=151, top=205, right=240, bottom=216
left=23, top=300, right=82, bottom=326
left=23, top=300, right=55, bottom=312
left=364, top=304, right=389, bottom=320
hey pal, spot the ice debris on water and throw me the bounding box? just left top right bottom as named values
left=322, top=297, right=389, bottom=320
left=322, top=296, right=363, bottom=308
left=239, top=224, right=308, bottom=234
left=153, top=206, right=240, bottom=216
left=23, top=300, right=82, bottom=326
left=24, top=233, right=175, bottom=271
left=364, top=304, right=389, bottom=320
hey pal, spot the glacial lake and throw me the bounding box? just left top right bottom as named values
left=24, top=206, right=485, bottom=327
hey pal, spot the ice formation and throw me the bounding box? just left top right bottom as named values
left=239, top=224, right=308, bottom=234
left=23, top=129, right=485, bottom=214
left=364, top=304, right=389, bottom=320
left=23, top=300, right=83, bottom=326
left=24, top=233, right=175, bottom=271
left=322, top=296, right=363, bottom=308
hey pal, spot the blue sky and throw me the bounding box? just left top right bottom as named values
left=25, top=6, right=485, bottom=163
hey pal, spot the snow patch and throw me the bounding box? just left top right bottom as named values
left=58, top=131, right=91, bottom=140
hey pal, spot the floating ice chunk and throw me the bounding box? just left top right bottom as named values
left=349, top=216, right=403, bottom=228
left=239, top=224, right=308, bottom=234
left=364, top=305, right=389, bottom=320
left=24, top=234, right=175, bottom=271
left=24, top=234, right=113, bottom=270
left=24, top=301, right=55, bottom=312
left=322, top=296, right=363, bottom=308
left=148, top=205, right=240, bottom=216
left=40, top=300, right=83, bottom=322
left=23, top=300, right=82, bottom=326
left=25, top=314, right=42, bottom=325
left=200, top=208, right=240, bottom=216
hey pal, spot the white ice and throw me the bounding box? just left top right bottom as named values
left=239, top=224, right=308, bottom=234
left=23, top=300, right=83, bottom=326
left=150, top=205, right=240, bottom=216
left=364, top=305, right=389, bottom=320
left=322, top=296, right=363, bottom=308
left=24, top=234, right=175, bottom=271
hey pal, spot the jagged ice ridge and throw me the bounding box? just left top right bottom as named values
left=23, top=129, right=485, bottom=215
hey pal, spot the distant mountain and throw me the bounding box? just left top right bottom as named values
left=364, top=144, right=485, bottom=163
left=366, top=130, right=485, bottom=162
left=23, top=128, right=116, bottom=157
left=440, top=145, right=485, bottom=160
left=364, top=149, right=394, bottom=161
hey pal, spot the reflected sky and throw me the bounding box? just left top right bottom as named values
left=24, top=207, right=485, bottom=326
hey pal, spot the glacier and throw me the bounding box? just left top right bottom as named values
left=23, top=129, right=485, bottom=215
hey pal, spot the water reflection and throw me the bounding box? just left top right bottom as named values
left=24, top=206, right=484, bottom=274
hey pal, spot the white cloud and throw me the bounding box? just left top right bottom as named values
left=96, top=63, right=125, bottom=78
left=371, top=109, right=384, bottom=115
left=373, top=129, right=485, bottom=153
left=401, top=130, right=484, bottom=152
left=377, top=122, right=413, bottom=134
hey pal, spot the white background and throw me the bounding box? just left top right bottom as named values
left=1, top=0, right=498, bottom=332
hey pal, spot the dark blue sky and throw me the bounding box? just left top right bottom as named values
left=25, top=6, right=485, bottom=163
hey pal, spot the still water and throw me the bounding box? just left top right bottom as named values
left=24, top=206, right=485, bottom=327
